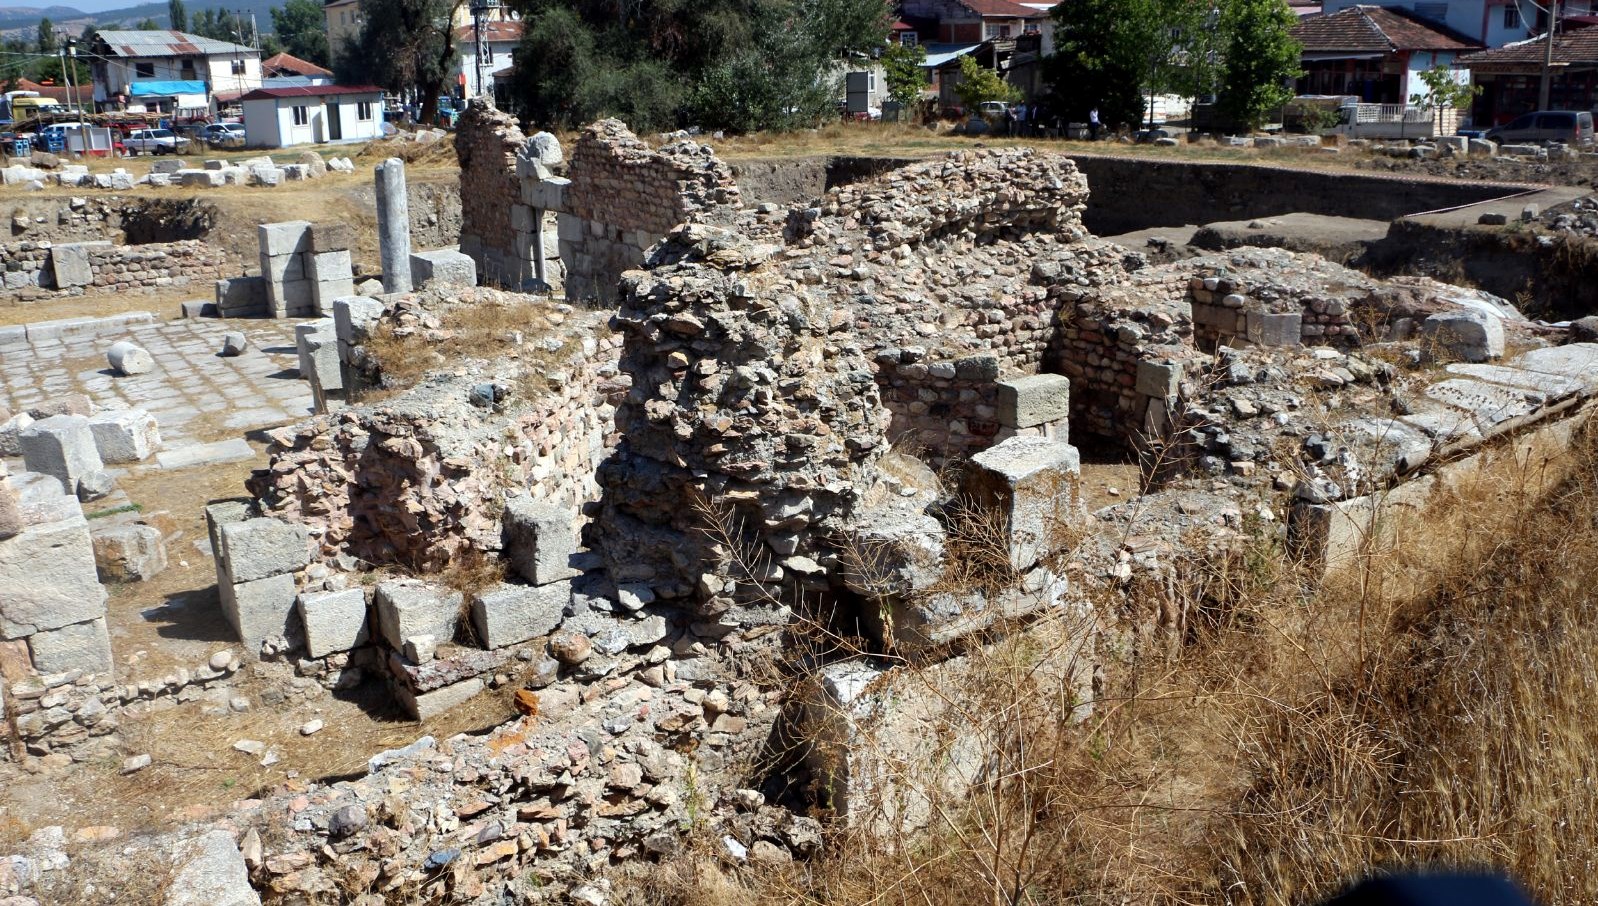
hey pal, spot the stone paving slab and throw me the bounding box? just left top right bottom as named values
left=0, top=318, right=313, bottom=448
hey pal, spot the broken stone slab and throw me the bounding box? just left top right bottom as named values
left=156, top=438, right=255, bottom=470
left=166, top=830, right=261, bottom=906
left=88, top=409, right=160, bottom=463
left=220, top=332, right=247, bottom=356
left=107, top=341, right=155, bottom=376
left=180, top=299, right=217, bottom=319
left=1420, top=309, right=1504, bottom=363
left=1337, top=417, right=1434, bottom=477
left=220, top=573, right=297, bottom=657
left=20, top=415, right=104, bottom=496
left=410, top=248, right=477, bottom=290
left=374, top=580, right=463, bottom=650
left=76, top=469, right=115, bottom=502
left=996, top=373, right=1070, bottom=430
left=394, top=675, right=483, bottom=721
left=964, top=437, right=1082, bottom=572
left=1424, top=378, right=1544, bottom=435
left=27, top=616, right=113, bottom=675
left=0, top=493, right=106, bottom=639
left=388, top=647, right=513, bottom=693
left=1509, top=343, right=1598, bottom=394
left=218, top=518, right=310, bottom=584
left=297, top=588, right=369, bottom=659
left=502, top=496, right=581, bottom=586
left=92, top=523, right=168, bottom=582
left=1446, top=363, right=1586, bottom=401
left=49, top=241, right=107, bottom=289
left=470, top=580, right=570, bottom=649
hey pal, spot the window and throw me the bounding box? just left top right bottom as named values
left=901, top=31, right=917, bottom=46
left=1503, top=4, right=1520, bottom=28
left=292, top=105, right=309, bottom=126
left=136, top=62, right=154, bottom=78
left=180, top=59, right=196, bottom=78
left=357, top=101, right=374, bottom=121
left=231, top=59, right=247, bottom=75
left=985, top=22, right=1011, bottom=38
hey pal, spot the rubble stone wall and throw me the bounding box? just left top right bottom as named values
left=0, top=239, right=232, bottom=297
left=455, top=101, right=527, bottom=289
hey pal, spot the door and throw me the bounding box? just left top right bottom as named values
left=328, top=102, right=343, bottom=141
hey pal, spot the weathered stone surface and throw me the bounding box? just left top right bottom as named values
left=410, top=249, right=478, bottom=290
left=166, top=830, right=261, bottom=906
left=0, top=463, right=19, bottom=540
left=92, top=523, right=168, bottom=582
left=1421, top=309, right=1504, bottom=363
left=965, top=437, right=1082, bottom=571
left=394, top=675, right=483, bottom=720
left=218, top=518, right=310, bottom=584
left=50, top=241, right=104, bottom=288
left=107, top=341, right=155, bottom=376
left=298, top=588, right=369, bottom=658
left=88, top=408, right=160, bottom=463
left=258, top=221, right=311, bottom=258
left=470, top=581, right=570, bottom=649
left=1135, top=360, right=1183, bottom=399
left=27, top=616, right=113, bottom=674
left=0, top=411, right=34, bottom=456
left=0, top=495, right=105, bottom=639
left=221, top=573, right=298, bottom=655
left=996, top=373, right=1070, bottom=429
left=375, top=580, right=463, bottom=650
left=309, top=222, right=354, bottom=253
left=221, top=332, right=248, bottom=356
left=503, top=496, right=581, bottom=585
left=20, top=415, right=104, bottom=496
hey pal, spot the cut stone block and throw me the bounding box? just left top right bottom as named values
left=0, top=503, right=106, bottom=639
left=996, top=373, right=1071, bottom=430
left=92, top=523, right=168, bottom=582
left=1256, top=311, right=1302, bottom=347
left=0, top=464, right=19, bottom=540
left=1135, top=360, right=1183, bottom=399
left=20, top=415, right=104, bottom=496
left=525, top=176, right=570, bottom=212
left=309, top=250, right=356, bottom=307
left=469, top=581, right=570, bottom=649
left=258, top=221, right=312, bottom=258
left=157, top=439, right=255, bottom=470
left=965, top=436, right=1082, bottom=571
left=216, top=276, right=267, bottom=316
left=502, top=496, right=581, bottom=585
left=1421, top=309, right=1505, bottom=363
left=218, top=518, right=310, bottom=584
left=309, top=222, right=354, bottom=253
left=88, top=409, right=160, bottom=463
left=0, top=411, right=34, bottom=456
left=298, top=588, right=369, bottom=658
left=50, top=242, right=105, bottom=289
left=261, top=252, right=305, bottom=284
left=167, top=829, right=261, bottom=906
left=395, top=675, right=483, bottom=720
left=107, top=341, right=155, bottom=376
left=410, top=249, right=477, bottom=290
left=221, top=573, right=298, bottom=655
left=375, top=580, right=463, bottom=650
left=27, top=616, right=113, bottom=674
left=221, top=332, right=247, bottom=356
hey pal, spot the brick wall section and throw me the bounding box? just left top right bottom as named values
left=0, top=239, right=233, bottom=298
left=455, top=101, right=527, bottom=288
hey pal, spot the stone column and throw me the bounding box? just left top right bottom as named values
left=375, top=158, right=413, bottom=294
left=531, top=207, right=548, bottom=289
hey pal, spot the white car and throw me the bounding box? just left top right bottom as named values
left=200, top=123, right=246, bottom=147
left=123, top=128, right=190, bottom=155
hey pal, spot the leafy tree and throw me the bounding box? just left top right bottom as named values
left=1409, top=63, right=1479, bottom=113
left=953, top=54, right=1020, bottom=111
left=1216, top=0, right=1300, bottom=131
left=882, top=43, right=927, bottom=116
left=504, top=0, right=887, bottom=131
left=36, top=17, right=56, bottom=55
left=169, top=0, right=188, bottom=32
left=339, top=0, right=463, bottom=127
left=1046, top=0, right=1147, bottom=128
left=271, top=0, right=330, bottom=66
left=135, top=17, right=162, bottom=29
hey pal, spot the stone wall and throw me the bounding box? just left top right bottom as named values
left=455, top=101, right=529, bottom=289
left=0, top=238, right=233, bottom=299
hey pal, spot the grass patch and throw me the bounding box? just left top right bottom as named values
left=85, top=503, right=143, bottom=520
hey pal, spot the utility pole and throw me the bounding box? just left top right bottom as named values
left=469, top=0, right=500, bottom=99
left=1538, top=0, right=1558, bottom=110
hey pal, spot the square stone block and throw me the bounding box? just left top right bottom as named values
left=88, top=409, right=160, bottom=464
left=410, top=249, right=477, bottom=290
left=470, top=580, right=570, bottom=649
left=20, top=415, right=103, bottom=496
left=219, top=518, right=310, bottom=584
left=0, top=505, right=105, bottom=639
left=1135, top=360, right=1183, bottom=399
left=309, top=222, right=354, bottom=253
left=27, top=617, right=113, bottom=674
left=222, top=572, right=298, bottom=656
left=375, top=580, right=463, bottom=650
left=299, top=588, right=369, bottom=658
left=996, top=373, right=1071, bottom=430
left=258, top=221, right=312, bottom=258
left=92, top=523, right=168, bottom=582
left=502, top=496, right=581, bottom=586
left=965, top=436, right=1082, bottom=571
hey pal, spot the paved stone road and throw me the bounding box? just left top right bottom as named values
left=0, top=319, right=314, bottom=448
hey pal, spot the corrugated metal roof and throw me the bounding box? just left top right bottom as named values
left=922, top=43, right=982, bottom=67
left=238, top=84, right=385, bottom=102
left=95, top=30, right=256, bottom=58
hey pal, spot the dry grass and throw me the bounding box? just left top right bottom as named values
left=633, top=415, right=1598, bottom=905
left=360, top=297, right=578, bottom=402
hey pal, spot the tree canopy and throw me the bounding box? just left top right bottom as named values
left=338, top=0, right=463, bottom=127
left=168, top=0, right=188, bottom=32
left=1216, top=0, right=1300, bottom=130
left=271, top=0, right=331, bottom=66
left=503, top=0, right=889, bottom=132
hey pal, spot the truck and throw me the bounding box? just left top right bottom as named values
left=0, top=91, right=63, bottom=124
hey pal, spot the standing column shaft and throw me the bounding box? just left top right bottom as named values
left=375, top=157, right=414, bottom=294
left=532, top=207, right=547, bottom=289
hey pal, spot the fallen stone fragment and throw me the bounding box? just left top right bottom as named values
left=106, top=341, right=154, bottom=376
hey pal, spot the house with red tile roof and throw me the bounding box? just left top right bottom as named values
left=1460, top=26, right=1598, bottom=124
left=1291, top=5, right=1483, bottom=103
left=900, top=0, right=1049, bottom=45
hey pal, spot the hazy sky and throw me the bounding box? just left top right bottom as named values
left=57, top=1, right=162, bottom=13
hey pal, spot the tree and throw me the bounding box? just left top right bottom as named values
left=1409, top=63, right=1480, bottom=124
left=882, top=43, right=928, bottom=117
left=1216, top=0, right=1300, bottom=131
left=339, top=0, right=463, bottom=128
left=36, top=17, right=56, bottom=55
left=953, top=54, right=1020, bottom=111
left=272, top=0, right=330, bottom=66
left=135, top=17, right=162, bottom=29
left=1046, top=0, right=1149, bottom=129
left=169, top=0, right=188, bottom=32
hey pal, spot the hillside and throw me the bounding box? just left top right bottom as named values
left=0, top=5, right=86, bottom=31
left=0, top=0, right=279, bottom=33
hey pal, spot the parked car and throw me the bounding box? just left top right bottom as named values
left=1486, top=110, right=1595, bottom=148
left=199, top=122, right=245, bottom=148
left=123, top=128, right=190, bottom=155
left=977, top=101, right=1011, bottom=120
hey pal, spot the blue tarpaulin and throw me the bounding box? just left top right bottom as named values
left=130, top=80, right=207, bottom=97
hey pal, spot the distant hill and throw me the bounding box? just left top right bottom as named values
left=87, top=0, right=281, bottom=31
left=0, top=6, right=89, bottom=31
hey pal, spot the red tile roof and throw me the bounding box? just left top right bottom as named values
left=238, top=84, right=384, bottom=102
left=262, top=52, right=334, bottom=78
left=1292, top=5, right=1482, bottom=53
left=959, top=0, right=1046, bottom=18
left=453, top=20, right=525, bottom=42
left=1461, top=27, right=1598, bottom=66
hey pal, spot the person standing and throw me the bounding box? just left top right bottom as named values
left=1088, top=106, right=1100, bottom=141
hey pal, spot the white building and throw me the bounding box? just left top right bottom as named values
left=456, top=20, right=524, bottom=99
left=240, top=85, right=385, bottom=148
left=1319, top=0, right=1598, bottom=49
left=88, top=30, right=262, bottom=115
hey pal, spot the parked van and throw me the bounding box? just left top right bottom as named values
left=1486, top=110, right=1595, bottom=148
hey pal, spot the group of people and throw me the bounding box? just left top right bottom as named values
left=996, top=103, right=1102, bottom=140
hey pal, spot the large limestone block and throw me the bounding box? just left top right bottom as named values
left=309, top=222, right=354, bottom=253
left=502, top=496, right=581, bottom=586
left=965, top=437, right=1081, bottom=571
left=395, top=675, right=483, bottom=720
left=470, top=581, right=569, bottom=650
left=27, top=616, right=113, bottom=674
left=166, top=830, right=261, bottom=906
left=375, top=580, right=463, bottom=650
left=996, top=373, right=1070, bottom=430
left=0, top=506, right=106, bottom=639
left=221, top=573, right=298, bottom=655
left=92, top=523, right=168, bottom=582
left=218, top=518, right=310, bottom=584
left=298, top=588, right=369, bottom=658
left=88, top=408, right=160, bottom=463
left=258, top=221, right=312, bottom=258
left=20, top=415, right=104, bottom=496
left=1421, top=309, right=1505, bottom=363
left=409, top=249, right=477, bottom=290
left=50, top=241, right=105, bottom=289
